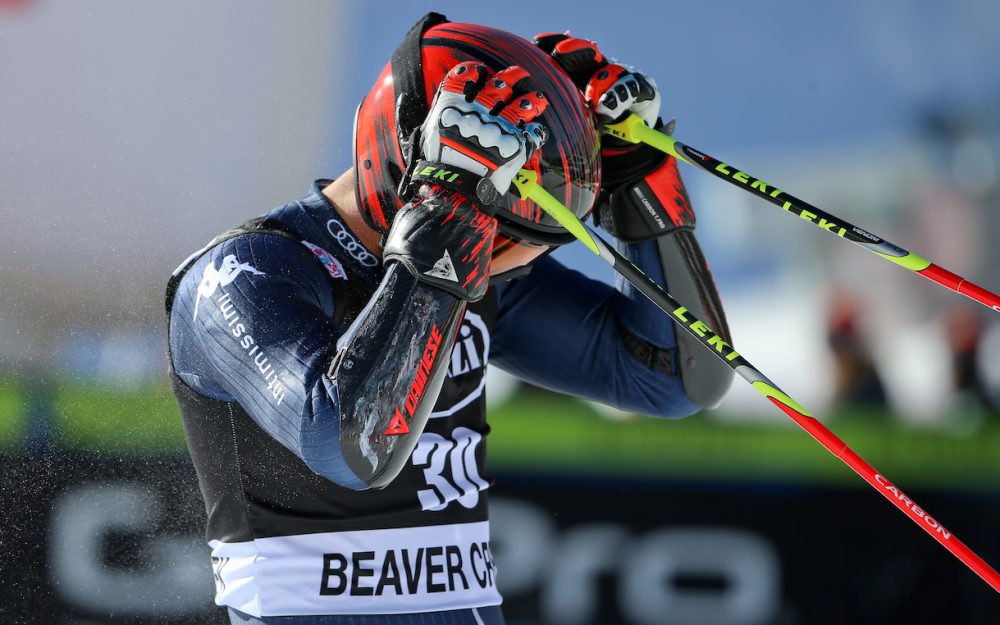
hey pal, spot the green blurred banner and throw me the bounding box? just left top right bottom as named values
left=6, top=377, right=1000, bottom=491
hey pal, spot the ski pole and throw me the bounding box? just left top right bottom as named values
left=604, top=114, right=1000, bottom=314
left=511, top=167, right=1000, bottom=594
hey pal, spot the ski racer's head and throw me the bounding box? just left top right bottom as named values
left=354, top=13, right=601, bottom=278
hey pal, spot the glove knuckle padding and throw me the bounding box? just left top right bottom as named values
left=442, top=62, right=488, bottom=99
left=539, top=35, right=662, bottom=125
left=420, top=65, right=547, bottom=199
left=585, top=64, right=628, bottom=114
left=550, top=37, right=606, bottom=87
left=591, top=69, right=660, bottom=127
left=476, top=70, right=519, bottom=112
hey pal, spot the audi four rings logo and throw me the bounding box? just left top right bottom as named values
left=326, top=219, right=378, bottom=267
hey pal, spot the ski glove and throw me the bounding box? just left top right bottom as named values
left=534, top=33, right=693, bottom=242
left=384, top=62, right=548, bottom=301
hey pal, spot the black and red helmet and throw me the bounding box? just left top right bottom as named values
left=353, top=13, right=601, bottom=276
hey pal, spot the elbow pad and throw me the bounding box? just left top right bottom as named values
left=329, top=264, right=465, bottom=489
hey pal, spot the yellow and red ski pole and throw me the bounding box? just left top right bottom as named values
left=511, top=167, right=1000, bottom=594
left=605, top=114, right=1000, bottom=314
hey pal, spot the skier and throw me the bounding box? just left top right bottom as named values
left=166, top=13, right=732, bottom=625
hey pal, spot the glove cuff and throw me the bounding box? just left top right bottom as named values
left=601, top=155, right=696, bottom=243
left=405, top=159, right=502, bottom=211
left=384, top=183, right=497, bottom=302
left=600, top=117, right=671, bottom=193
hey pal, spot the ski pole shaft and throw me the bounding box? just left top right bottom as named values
left=511, top=168, right=1000, bottom=593
left=605, top=114, right=1000, bottom=314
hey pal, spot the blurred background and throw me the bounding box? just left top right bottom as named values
left=2, top=1, right=999, bottom=623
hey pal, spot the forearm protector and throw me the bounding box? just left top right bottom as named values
left=330, top=179, right=498, bottom=488
left=609, top=155, right=735, bottom=409
left=328, top=263, right=465, bottom=489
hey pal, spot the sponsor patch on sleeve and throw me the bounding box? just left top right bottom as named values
left=301, top=241, right=348, bottom=280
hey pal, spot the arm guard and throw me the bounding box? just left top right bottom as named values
left=607, top=155, right=735, bottom=409
left=329, top=263, right=464, bottom=488
left=337, top=179, right=499, bottom=487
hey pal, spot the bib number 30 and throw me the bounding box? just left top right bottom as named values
left=413, top=427, right=488, bottom=511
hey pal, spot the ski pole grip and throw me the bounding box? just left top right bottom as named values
left=604, top=114, right=690, bottom=165
left=512, top=169, right=600, bottom=254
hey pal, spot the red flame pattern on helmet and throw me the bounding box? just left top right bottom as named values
left=355, top=20, right=601, bottom=264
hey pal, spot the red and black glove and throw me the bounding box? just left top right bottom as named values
left=534, top=33, right=694, bottom=242
left=384, top=62, right=548, bottom=301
